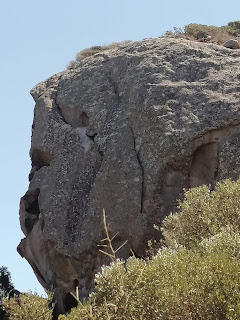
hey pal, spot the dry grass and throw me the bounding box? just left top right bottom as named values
left=75, top=40, right=132, bottom=62
left=68, top=21, right=240, bottom=69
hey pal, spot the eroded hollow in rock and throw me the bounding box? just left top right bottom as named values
left=31, top=149, right=54, bottom=168
left=29, top=149, right=54, bottom=181
left=23, top=188, right=41, bottom=234
left=189, top=142, right=219, bottom=188
left=80, top=112, right=89, bottom=127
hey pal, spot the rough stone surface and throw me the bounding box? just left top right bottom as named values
left=18, top=37, right=240, bottom=313
left=224, top=39, right=240, bottom=49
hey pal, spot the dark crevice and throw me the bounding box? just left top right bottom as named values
left=100, top=71, right=122, bottom=130
left=41, top=219, right=45, bottom=231
left=129, top=126, right=144, bottom=214
left=98, top=150, right=104, bottom=157
left=74, top=279, right=79, bottom=287
left=108, top=72, right=121, bottom=102
left=54, top=96, right=69, bottom=125
left=22, top=188, right=41, bottom=234
left=81, top=112, right=89, bottom=126
left=53, top=74, right=69, bottom=125
left=64, top=293, right=78, bottom=312
left=86, top=132, right=97, bottom=141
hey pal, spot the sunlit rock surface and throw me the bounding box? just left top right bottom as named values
left=18, top=37, right=240, bottom=313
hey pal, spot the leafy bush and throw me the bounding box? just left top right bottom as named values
left=226, top=21, right=240, bottom=36
left=2, top=293, right=53, bottom=320
left=0, top=266, right=15, bottom=318
left=162, top=179, right=240, bottom=249
left=183, top=23, right=227, bottom=38
left=59, top=230, right=240, bottom=319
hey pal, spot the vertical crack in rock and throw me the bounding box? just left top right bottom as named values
left=108, top=73, right=121, bottom=101
left=99, top=70, right=122, bottom=131
left=129, top=126, right=144, bottom=214
left=52, top=73, right=69, bottom=125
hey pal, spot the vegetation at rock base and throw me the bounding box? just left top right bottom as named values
left=4, top=179, right=240, bottom=319
left=2, top=293, right=53, bottom=320
left=162, top=179, right=240, bottom=249
left=0, top=266, right=15, bottom=319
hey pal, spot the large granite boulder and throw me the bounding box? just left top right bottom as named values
left=18, top=37, right=240, bottom=313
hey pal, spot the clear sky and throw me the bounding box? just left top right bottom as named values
left=1, top=0, right=240, bottom=296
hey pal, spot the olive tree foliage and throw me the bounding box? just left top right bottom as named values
left=2, top=293, right=53, bottom=320
left=0, top=266, right=14, bottom=297
left=0, top=266, right=15, bottom=318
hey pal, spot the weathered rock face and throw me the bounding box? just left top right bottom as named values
left=18, top=37, right=240, bottom=312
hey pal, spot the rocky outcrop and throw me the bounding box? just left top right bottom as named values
left=18, top=37, right=240, bottom=313
left=224, top=39, right=240, bottom=49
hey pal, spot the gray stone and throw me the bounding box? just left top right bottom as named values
left=196, top=31, right=211, bottom=42
left=18, top=37, right=240, bottom=313
left=224, top=39, right=240, bottom=49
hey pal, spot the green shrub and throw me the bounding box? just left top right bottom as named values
left=0, top=266, right=15, bottom=318
left=226, top=21, right=240, bottom=36
left=164, top=21, right=240, bottom=45
left=2, top=293, right=53, bottom=320
left=6, top=232, right=240, bottom=320
left=162, top=179, right=240, bottom=249
left=184, top=23, right=220, bottom=38
left=59, top=231, right=240, bottom=319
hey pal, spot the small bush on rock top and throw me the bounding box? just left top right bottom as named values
left=75, top=40, right=132, bottom=63
left=164, top=20, right=240, bottom=45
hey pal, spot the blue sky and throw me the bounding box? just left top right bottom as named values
left=1, top=0, right=240, bottom=296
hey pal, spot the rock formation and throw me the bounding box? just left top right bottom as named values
left=18, top=37, right=240, bottom=313
left=224, top=39, right=240, bottom=49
